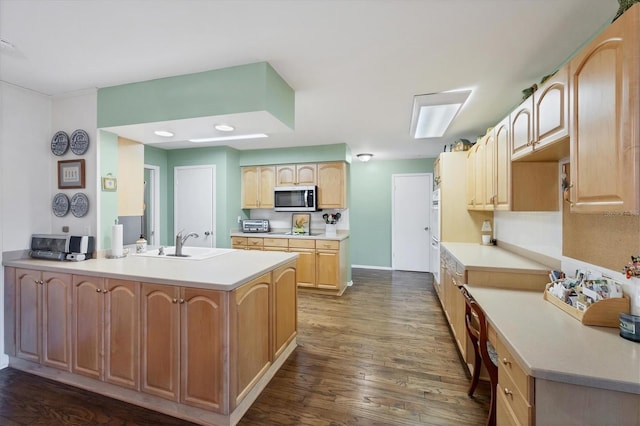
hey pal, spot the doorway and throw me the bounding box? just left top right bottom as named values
left=143, top=165, right=160, bottom=246
left=174, top=165, right=216, bottom=248
left=391, top=173, right=432, bottom=272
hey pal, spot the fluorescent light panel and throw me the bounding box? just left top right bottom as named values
left=410, top=90, right=471, bottom=139
left=189, top=133, right=268, bottom=143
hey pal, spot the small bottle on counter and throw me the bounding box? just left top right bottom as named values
left=136, top=234, right=147, bottom=253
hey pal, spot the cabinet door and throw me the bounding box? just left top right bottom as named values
left=569, top=7, right=639, bottom=214
left=272, top=263, right=297, bottom=360
left=72, top=275, right=105, bottom=379
left=494, top=117, right=511, bottom=210
left=276, top=165, right=296, bottom=186
left=316, top=250, right=340, bottom=289
left=15, top=269, right=42, bottom=363
left=104, top=279, right=139, bottom=390
left=535, top=65, right=569, bottom=150
left=317, top=162, right=346, bottom=209
left=466, top=148, right=476, bottom=209
left=241, top=167, right=259, bottom=209
left=258, top=166, right=276, bottom=208
left=291, top=249, right=316, bottom=287
left=141, top=283, right=180, bottom=401
left=42, top=272, right=72, bottom=371
left=474, top=140, right=486, bottom=210
left=181, top=287, right=226, bottom=413
left=296, top=164, right=317, bottom=185
left=230, top=273, right=271, bottom=409
left=483, top=132, right=496, bottom=209
left=511, top=97, right=534, bottom=160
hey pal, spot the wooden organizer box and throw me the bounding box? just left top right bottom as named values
left=543, top=283, right=630, bottom=327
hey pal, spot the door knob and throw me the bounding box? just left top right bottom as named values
left=424, top=227, right=429, bottom=231
left=204, top=231, right=212, bottom=236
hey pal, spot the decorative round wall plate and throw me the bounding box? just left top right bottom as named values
left=70, top=193, right=89, bottom=217
left=70, top=129, right=90, bottom=155
left=51, top=131, right=70, bottom=156
left=52, top=193, right=70, bottom=217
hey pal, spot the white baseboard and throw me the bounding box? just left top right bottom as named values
left=351, top=264, right=393, bottom=270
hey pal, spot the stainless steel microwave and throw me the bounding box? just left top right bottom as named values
left=274, top=186, right=318, bottom=211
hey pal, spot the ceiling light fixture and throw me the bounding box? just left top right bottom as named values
left=154, top=130, right=174, bottom=137
left=409, top=90, right=472, bottom=139
left=357, top=153, right=374, bottom=162
left=214, top=124, right=235, bottom=132
left=189, top=133, right=268, bottom=143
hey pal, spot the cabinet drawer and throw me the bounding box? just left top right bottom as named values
left=231, top=237, right=247, bottom=246
left=263, top=238, right=288, bottom=248
left=247, top=238, right=264, bottom=248
left=499, top=371, right=532, bottom=425
left=497, top=384, right=525, bottom=426
left=289, top=239, right=315, bottom=249
left=316, top=240, right=339, bottom=250
left=497, top=337, right=532, bottom=401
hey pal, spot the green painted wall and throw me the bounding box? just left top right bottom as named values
left=143, top=146, right=170, bottom=245
left=349, top=158, right=435, bottom=268
left=239, top=143, right=350, bottom=166
left=97, top=62, right=294, bottom=129
left=99, top=130, right=119, bottom=249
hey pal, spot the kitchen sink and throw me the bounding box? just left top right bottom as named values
left=133, top=246, right=235, bottom=260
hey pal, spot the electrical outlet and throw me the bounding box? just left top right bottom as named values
left=62, top=226, right=69, bottom=233
left=237, top=216, right=242, bottom=223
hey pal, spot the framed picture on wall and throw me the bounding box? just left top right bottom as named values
left=58, top=159, right=85, bottom=189
left=102, top=175, right=117, bottom=191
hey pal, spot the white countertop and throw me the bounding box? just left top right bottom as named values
left=3, top=250, right=298, bottom=291
left=441, top=242, right=550, bottom=274
left=465, top=285, right=640, bottom=395
left=230, top=229, right=349, bottom=241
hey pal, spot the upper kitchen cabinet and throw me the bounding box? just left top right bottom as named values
left=317, top=162, right=347, bottom=209
left=118, top=137, right=144, bottom=216
left=493, top=117, right=511, bottom=210
left=241, top=166, right=276, bottom=209
left=510, top=97, right=534, bottom=160
left=276, top=164, right=317, bottom=186
left=568, top=4, right=640, bottom=214
left=511, top=66, right=570, bottom=162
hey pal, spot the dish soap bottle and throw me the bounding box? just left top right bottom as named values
left=136, top=235, right=147, bottom=253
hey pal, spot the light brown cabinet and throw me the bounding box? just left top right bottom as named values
left=494, top=117, right=511, bottom=210
left=141, top=283, right=226, bottom=412
left=568, top=5, right=640, bottom=214
left=317, top=162, right=347, bottom=208
left=15, top=269, right=72, bottom=371
left=496, top=335, right=534, bottom=426
left=232, top=236, right=348, bottom=295
left=276, top=163, right=317, bottom=186
left=241, top=166, right=276, bottom=209
left=271, top=263, right=298, bottom=360
left=72, top=276, right=139, bottom=390
left=511, top=97, right=534, bottom=160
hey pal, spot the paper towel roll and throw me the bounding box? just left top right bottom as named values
left=111, top=224, right=123, bottom=257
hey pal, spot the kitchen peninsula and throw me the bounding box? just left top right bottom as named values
left=3, top=249, right=298, bottom=426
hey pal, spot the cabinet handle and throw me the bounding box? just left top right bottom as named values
left=96, top=288, right=102, bottom=293
left=103, top=290, right=109, bottom=294
left=179, top=299, right=185, bottom=304
left=455, top=271, right=463, bottom=277
left=503, top=387, right=513, bottom=397
left=172, top=298, right=178, bottom=304
left=37, top=280, right=44, bottom=285
left=502, top=357, right=512, bottom=366
left=563, top=183, right=574, bottom=207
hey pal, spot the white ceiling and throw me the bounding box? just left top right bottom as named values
left=0, top=0, right=619, bottom=159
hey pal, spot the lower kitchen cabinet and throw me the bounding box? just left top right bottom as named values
left=72, top=276, right=139, bottom=389
left=141, top=283, right=226, bottom=412
left=272, top=263, right=297, bottom=359
left=232, top=236, right=348, bottom=295
left=15, top=268, right=72, bottom=371
left=496, top=335, right=534, bottom=426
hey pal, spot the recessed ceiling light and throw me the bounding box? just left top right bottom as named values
left=214, top=124, right=235, bottom=132
left=154, top=130, right=174, bottom=137
left=410, top=90, right=472, bottom=139
left=189, top=133, right=268, bottom=143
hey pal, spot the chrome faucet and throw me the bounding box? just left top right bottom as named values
left=175, top=231, right=199, bottom=256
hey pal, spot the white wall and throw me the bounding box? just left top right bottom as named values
left=494, top=210, right=562, bottom=259
left=0, top=82, right=54, bottom=367
left=51, top=90, right=98, bottom=236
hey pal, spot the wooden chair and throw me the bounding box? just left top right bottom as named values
left=460, top=286, right=498, bottom=426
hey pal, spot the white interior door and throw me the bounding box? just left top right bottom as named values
left=392, top=173, right=432, bottom=272
left=174, top=165, right=216, bottom=248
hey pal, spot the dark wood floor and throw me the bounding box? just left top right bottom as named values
left=0, top=269, right=489, bottom=425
